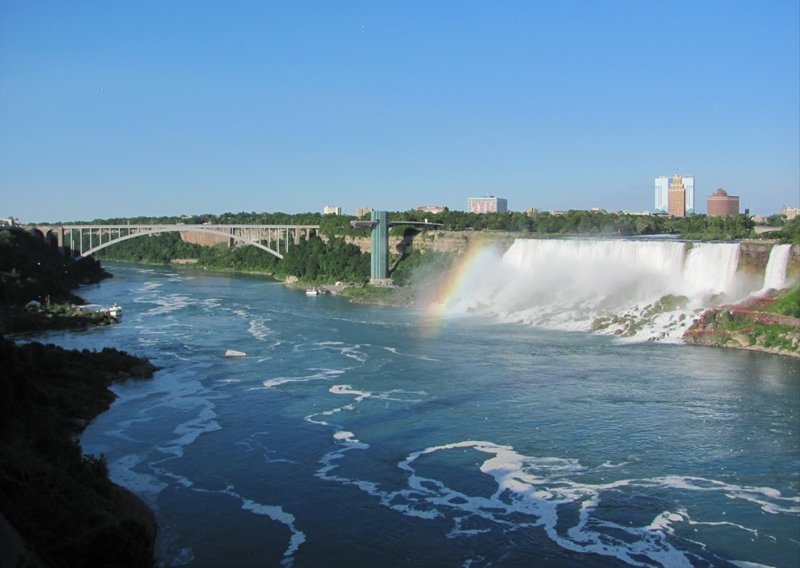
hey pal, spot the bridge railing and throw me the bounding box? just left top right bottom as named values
left=34, top=223, right=320, bottom=259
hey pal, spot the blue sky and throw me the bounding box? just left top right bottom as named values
left=1, top=0, right=798, bottom=222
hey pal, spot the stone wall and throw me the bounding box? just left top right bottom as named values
left=738, top=240, right=775, bottom=276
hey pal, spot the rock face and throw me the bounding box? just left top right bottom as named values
left=180, top=231, right=230, bottom=247
left=345, top=230, right=517, bottom=255
left=684, top=304, right=800, bottom=358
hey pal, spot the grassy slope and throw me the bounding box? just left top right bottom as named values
left=684, top=285, right=800, bottom=357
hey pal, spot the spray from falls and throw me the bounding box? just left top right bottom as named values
left=429, top=239, right=778, bottom=343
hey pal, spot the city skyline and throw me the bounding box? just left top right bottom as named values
left=1, top=1, right=798, bottom=223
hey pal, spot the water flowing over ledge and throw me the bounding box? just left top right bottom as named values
left=433, top=239, right=796, bottom=342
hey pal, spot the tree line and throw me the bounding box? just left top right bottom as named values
left=95, top=232, right=371, bottom=283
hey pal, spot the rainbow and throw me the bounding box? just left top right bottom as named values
left=419, top=240, right=503, bottom=337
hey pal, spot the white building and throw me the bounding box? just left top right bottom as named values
left=468, top=196, right=508, bottom=214
left=781, top=205, right=800, bottom=220
left=684, top=176, right=695, bottom=214
left=323, top=205, right=342, bottom=215
left=654, top=176, right=669, bottom=213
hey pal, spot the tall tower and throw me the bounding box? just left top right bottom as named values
left=370, top=210, right=389, bottom=281
left=668, top=175, right=686, bottom=217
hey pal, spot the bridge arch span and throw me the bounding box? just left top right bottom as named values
left=78, top=226, right=284, bottom=259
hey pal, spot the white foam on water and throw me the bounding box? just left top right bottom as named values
left=155, top=404, right=221, bottom=458
left=146, top=294, right=195, bottom=315
left=163, top=480, right=306, bottom=566
left=231, top=490, right=306, bottom=567
left=600, top=460, right=629, bottom=469
left=295, top=341, right=369, bottom=363
left=329, top=384, right=371, bottom=400
left=247, top=318, right=273, bottom=342
left=261, top=368, right=346, bottom=390
left=314, top=435, right=798, bottom=567
left=108, top=454, right=167, bottom=509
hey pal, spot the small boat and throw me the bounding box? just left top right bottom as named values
left=305, top=288, right=322, bottom=296
left=224, top=349, right=247, bottom=358
left=105, top=303, right=122, bottom=320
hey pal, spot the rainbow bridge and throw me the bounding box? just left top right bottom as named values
left=33, top=223, right=320, bottom=260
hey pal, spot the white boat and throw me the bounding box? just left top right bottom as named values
left=305, top=288, right=322, bottom=296
left=224, top=349, right=247, bottom=358
left=105, top=303, right=122, bottom=320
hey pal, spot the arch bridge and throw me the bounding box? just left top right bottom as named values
left=34, top=224, right=320, bottom=260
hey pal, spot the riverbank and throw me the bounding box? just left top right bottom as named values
left=0, top=337, right=158, bottom=568
left=0, top=303, right=118, bottom=334
left=683, top=287, right=800, bottom=358
left=1, top=228, right=160, bottom=567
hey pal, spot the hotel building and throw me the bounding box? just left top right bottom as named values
left=781, top=205, right=800, bottom=220
left=655, top=175, right=694, bottom=217
left=707, top=189, right=740, bottom=216
left=468, top=196, right=508, bottom=214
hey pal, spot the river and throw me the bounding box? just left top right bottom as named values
left=32, top=261, right=799, bottom=567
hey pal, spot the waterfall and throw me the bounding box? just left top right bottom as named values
left=443, top=238, right=755, bottom=343
left=683, top=243, right=740, bottom=295
left=762, top=244, right=793, bottom=291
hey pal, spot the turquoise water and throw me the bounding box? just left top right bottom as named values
left=34, top=263, right=799, bottom=567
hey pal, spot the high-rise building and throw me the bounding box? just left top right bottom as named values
left=468, top=196, right=508, bottom=214
left=654, top=176, right=669, bottom=213
left=655, top=175, right=694, bottom=217
left=323, top=205, right=342, bottom=215
left=668, top=176, right=686, bottom=217
left=707, top=189, right=740, bottom=216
